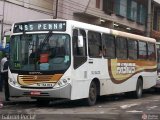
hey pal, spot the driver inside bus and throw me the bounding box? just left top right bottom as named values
left=29, top=48, right=38, bottom=64
left=99, top=46, right=103, bottom=56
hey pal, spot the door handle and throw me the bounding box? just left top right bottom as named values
left=88, top=59, right=93, bottom=64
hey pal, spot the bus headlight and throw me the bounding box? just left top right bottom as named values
left=8, top=77, right=18, bottom=86
left=54, top=78, right=71, bottom=88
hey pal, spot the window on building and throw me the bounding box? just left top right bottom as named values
left=88, top=31, right=102, bottom=58
left=102, top=34, right=115, bottom=58
left=127, top=0, right=137, bottom=21
left=128, top=39, right=138, bottom=59
left=138, top=41, right=147, bottom=59
left=148, top=43, right=156, bottom=61
left=137, top=4, right=146, bottom=24
left=116, top=37, right=127, bottom=59
left=153, top=10, right=158, bottom=30
left=153, top=8, right=160, bottom=31
left=103, top=0, right=114, bottom=15
left=115, top=0, right=127, bottom=17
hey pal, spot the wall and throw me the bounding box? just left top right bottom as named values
left=0, top=0, right=55, bottom=40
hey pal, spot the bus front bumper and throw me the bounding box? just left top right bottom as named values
left=9, top=84, right=72, bottom=99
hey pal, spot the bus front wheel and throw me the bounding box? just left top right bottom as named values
left=134, top=78, right=143, bottom=99
left=85, top=81, right=97, bottom=106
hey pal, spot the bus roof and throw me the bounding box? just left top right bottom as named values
left=111, top=29, right=156, bottom=43
left=67, top=20, right=110, bottom=33
left=12, top=19, right=156, bottom=43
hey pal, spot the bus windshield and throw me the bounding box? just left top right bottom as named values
left=10, top=33, right=70, bottom=71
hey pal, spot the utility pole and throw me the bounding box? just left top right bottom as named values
left=54, top=0, right=58, bottom=19
left=146, top=0, right=152, bottom=37
left=84, top=0, right=91, bottom=13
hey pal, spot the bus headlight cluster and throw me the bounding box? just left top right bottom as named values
left=54, top=78, right=71, bottom=88
left=9, top=77, right=18, bottom=86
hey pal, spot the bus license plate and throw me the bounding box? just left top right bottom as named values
left=30, top=91, right=41, bottom=96
left=37, top=83, right=54, bottom=87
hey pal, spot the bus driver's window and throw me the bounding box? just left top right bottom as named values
left=73, top=29, right=86, bottom=56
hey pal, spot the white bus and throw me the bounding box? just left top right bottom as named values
left=8, top=20, right=157, bottom=105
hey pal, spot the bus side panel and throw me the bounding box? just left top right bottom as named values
left=70, top=58, right=108, bottom=100
left=100, top=77, right=136, bottom=95
left=100, top=71, right=156, bottom=95
left=70, top=57, right=157, bottom=100
left=70, top=62, right=90, bottom=100
left=142, top=71, right=157, bottom=89
left=100, top=59, right=157, bottom=95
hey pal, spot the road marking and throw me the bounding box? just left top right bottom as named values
left=120, top=103, right=138, bottom=109
left=147, top=106, right=158, bottom=110
left=126, top=110, right=143, bottom=113
left=99, top=111, right=105, bottom=114
left=153, top=100, right=159, bottom=101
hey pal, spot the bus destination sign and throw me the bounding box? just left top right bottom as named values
left=13, top=21, right=66, bottom=33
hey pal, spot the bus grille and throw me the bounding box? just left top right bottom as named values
left=18, top=74, right=63, bottom=86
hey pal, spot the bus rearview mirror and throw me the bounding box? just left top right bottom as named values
left=78, top=35, right=83, bottom=47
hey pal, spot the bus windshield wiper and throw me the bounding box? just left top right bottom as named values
left=40, top=30, right=53, bottom=50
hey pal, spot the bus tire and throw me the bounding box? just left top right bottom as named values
left=134, top=78, right=143, bottom=99
left=85, top=81, right=97, bottom=106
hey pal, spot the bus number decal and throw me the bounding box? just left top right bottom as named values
left=117, top=63, right=136, bottom=74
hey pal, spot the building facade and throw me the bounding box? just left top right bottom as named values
left=0, top=0, right=57, bottom=41
left=57, top=0, right=149, bottom=36
left=151, top=0, right=160, bottom=41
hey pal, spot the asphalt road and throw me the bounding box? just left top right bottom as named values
left=0, top=89, right=160, bottom=120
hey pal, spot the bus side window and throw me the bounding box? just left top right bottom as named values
left=72, top=29, right=86, bottom=56
left=116, top=37, right=127, bottom=59
left=88, top=31, right=102, bottom=58
left=79, top=29, right=87, bottom=56
left=128, top=39, right=138, bottom=60
left=102, top=34, right=115, bottom=58
left=73, top=29, right=78, bottom=55
left=148, top=42, right=156, bottom=61
left=138, top=41, right=147, bottom=60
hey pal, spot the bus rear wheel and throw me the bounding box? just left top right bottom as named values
left=134, top=78, right=143, bottom=99
left=85, top=81, right=97, bottom=106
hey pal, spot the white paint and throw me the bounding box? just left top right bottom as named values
left=153, top=100, right=159, bottom=101
left=120, top=104, right=138, bottom=109
left=147, top=106, right=158, bottom=110
left=126, top=110, right=143, bottom=113
left=99, top=111, right=105, bottom=114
